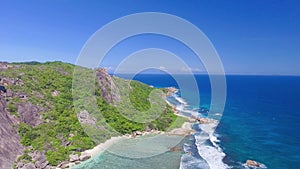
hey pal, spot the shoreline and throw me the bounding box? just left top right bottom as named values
left=66, top=87, right=267, bottom=169
left=81, top=136, right=125, bottom=158
left=60, top=121, right=193, bottom=169
left=58, top=87, right=193, bottom=169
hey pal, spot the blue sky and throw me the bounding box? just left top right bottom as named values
left=0, top=0, right=300, bottom=75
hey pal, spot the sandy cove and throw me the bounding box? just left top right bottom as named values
left=81, top=120, right=194, bottom=158
left=83, top=121, right=194, bottom=158
left=57, top=89, right=195, bottom=169
left=57, top=123, right=193, bottom=168
left=82, top=136, right=125, bottom=158
left=57, top=120, right=194, bottom=169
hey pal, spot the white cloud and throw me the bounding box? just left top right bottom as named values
left=180, top=67, right=204, bottom=73
left=159, top=66, right=166, bottom=70
left=180, top=67, right=192, bottom=72
left=104, top=66, right=114, bottom=70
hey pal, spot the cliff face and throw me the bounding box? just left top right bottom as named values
left=96, top=68, right=120, bottom=105
left=0, top=62, right=98, bottom=168
left=0, top=95, right=23, bottom=169
left=0, top=63, right=123, bottom=168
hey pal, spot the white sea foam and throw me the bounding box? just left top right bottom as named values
left=180, top=154, right=210, bottom=169
left=176, top=104, right=185, bottom=111
left=173, top=94, right=188, bottom=105
left=191, top=119, right=229, bottom=169
left=183, top=109, right=200, bottom=117
left=194, top=128, right=229, bottom=169
left=172, top=94, right=199, bottom=117
left=176, top=107, right=199, bottom=117
left=170, top=93, right=230, bottom=169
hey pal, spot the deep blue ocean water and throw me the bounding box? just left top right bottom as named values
left=118, top=74, right=300, bottom=169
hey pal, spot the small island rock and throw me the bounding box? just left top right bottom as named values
left=246, top=160, right=260, bottom=167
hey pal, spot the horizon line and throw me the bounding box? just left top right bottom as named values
left=112, top=72, right=300, bottom=76
left=2, top=61, right=299, bottom=76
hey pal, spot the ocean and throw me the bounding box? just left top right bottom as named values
left=73, top=74, right=300, bottom=169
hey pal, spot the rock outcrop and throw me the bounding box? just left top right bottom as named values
left=169, top=146, right=182, bottom=152
left=246, top=159, right=263, bottom=168
left=17, top=103, right=43, bottom=126
left=0, top=76, right=24, bottom=86
left=77, top=110, right=96, bottom=126
left=0, top=95, right=24, bottom=169
left=79, top=153, right=91, bottom=161
left=6, top=88, right=13, bottom=97
left=28, top=151, right=49, bottom=169
left=77, top=110, right=106, bottom=131
left=51, top=90, right=60, bottom=97
left=69, top=153, right=79, bottom=162
left=0, top=62, right=13, bottom=71
left=190, top=116, right=218, bottom=124
left=20, top=163, right=36, bottom=169
left=165, top=87, right=178, bottom=96
left=54, top=152, right=91, bottom=169
left=169, top=128, right=193, bottom=136
left=96, top=68, right=120, bottom=105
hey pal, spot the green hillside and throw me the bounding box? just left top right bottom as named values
left=0, top=61, right=179, bottom=167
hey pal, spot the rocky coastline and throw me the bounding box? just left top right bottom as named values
left=57, top=87, right=195, bottom=169
left=58, top=118, right=194, bottom=169
left=53, top=124, right=194, bottom=169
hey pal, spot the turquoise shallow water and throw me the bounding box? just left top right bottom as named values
left=72, top=135, right=187, bottom=169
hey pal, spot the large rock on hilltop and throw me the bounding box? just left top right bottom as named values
left=96, top=68, right=120, bottom=105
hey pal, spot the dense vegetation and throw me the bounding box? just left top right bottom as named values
left=96, top=78, right=178, bottom=134
left=113, top=77, right=178, bottom=132
left=0, top=62, right=181, bottom=166
left=2, top=62, right=94, bottom=165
